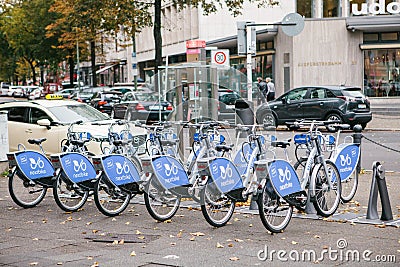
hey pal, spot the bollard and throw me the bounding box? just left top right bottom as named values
left=305, top=187, right=317, bottom=214
left=366, top=162, right=393, bottom=221
left=249, top=198, right=258, bottom=210
left=352, top=124, right=363, bottom=173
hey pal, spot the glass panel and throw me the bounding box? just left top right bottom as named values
left=297, top=0, right=312, bottom=18
left=364, top=33, right=379, bottom=42
left=323, top=0, right=340, bottom=17
left=381, top=33, right=398, bottom=41
left=364, top=49, right=400, bottom=97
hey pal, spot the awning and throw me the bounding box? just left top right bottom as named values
left=96, top=64, right=116, bottom=74
left=360, top=43, right=400, bottom=50
left=346, top=15, right=400, bottom=32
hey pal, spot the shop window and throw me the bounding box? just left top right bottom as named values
left=363, top=33, right=379, bottom=42
left=323, top=0, right=340, bottom=17
left=297, top=0, right=312, bottom=18
left=381, top=33, right=398, bottom=41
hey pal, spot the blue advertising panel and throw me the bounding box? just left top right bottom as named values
left=332, top=144, right=360, bottom=182
left=60, top=153, right=97, bottom=183
left=209, top=158, right=244, bottom=193
left=294, top=133, right=310, bottom=145
left=268, top=160, right=302, bottom=198
left=233, top=142, right=253, bottom=175
left=152, top=156, right=189, bottom=189
left=16, top=151, right=54, bottom=180
left=102, top=155, right=141, bottom=186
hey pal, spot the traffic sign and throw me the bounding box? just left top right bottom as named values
left=211, top=50, right=230, bottom=68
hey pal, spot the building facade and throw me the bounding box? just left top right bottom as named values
left=101, top=0, right=400, bottom=98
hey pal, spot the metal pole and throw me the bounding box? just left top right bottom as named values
left=76, top=40, right=81, bottom=91
left=246, top=26, right=253, bottom=102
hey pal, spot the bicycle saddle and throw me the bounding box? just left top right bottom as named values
left=271, top=140, right=291, bottom=148
left=28, top=138, right=47, bottom=145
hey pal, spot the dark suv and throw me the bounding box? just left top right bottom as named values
left=256, top=85, right=372, bottom=129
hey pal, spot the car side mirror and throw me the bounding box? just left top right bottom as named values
left=281, top=98, right=287, bottom=104
left=37, top=118, right=51, bottom=130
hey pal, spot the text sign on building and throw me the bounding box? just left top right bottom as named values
left=186, top=40, right=206, bottom=49
left=352, top=0, right=400, bottom=15
left=211, top=50, right=230, bottom=69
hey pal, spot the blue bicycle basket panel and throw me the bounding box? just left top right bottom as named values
left=16, top=151, right=54, bottom=180
left=324, top=134, right=335, bottom=145
left=119, top=131, right=133, bottom=141
left=59, top=153, right=97, bottom=183
left=162, top=132, right=177, bottom=141
left=79, top=132, right=92, bottom=141
left=209, top=158, right=244, bottom=193
left=209, top=133, right=225, bottom=144
left=152, top=156, right=189, bottom=189
left=294, top=133, right=310, bottom=144
left=233, top=142, right=253, bottom=175
left=102, top=155, right=141, bottom=186
left=333, top=144, right=360, bottom=182
left=268, top=160, right=302, bottom=198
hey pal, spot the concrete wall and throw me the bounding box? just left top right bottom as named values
left=275, top=18, right=364, bottom=97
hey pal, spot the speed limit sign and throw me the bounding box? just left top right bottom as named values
left=211, top=49, right=230, bottom=68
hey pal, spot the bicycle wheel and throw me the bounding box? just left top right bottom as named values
left=340, top=169, right=358, bottom=203
left=311, top=160, right=341, bottom=217
left=53, top=173, right=89, bottom=212
left=144, top=179, right=180, bottom=221
left=293, top=157, right=308, bottom=187
left=8, top=170, right=47, bottom=208
left=200, top=183, right=235, bottom=227
left=94, top=178, right=131, bottom=217
left=257, top=180, right=293, bottom=233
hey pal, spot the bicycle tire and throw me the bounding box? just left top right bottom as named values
left=293, top=157, right=308, bottom=187
left=143, top=179, right=180, bottom=221
left=200, top=183, right=235, bottom=227
left=53, top=173, right=89, bottom=212
left=257, top=180, right=293, bottom=233
left=340, top=169, right=358, bottom=203
left=8, top=170, right=47, bottom=208
left=311, top=160, right=341, bottom=217
left=93, top=178, right=131, bottom=217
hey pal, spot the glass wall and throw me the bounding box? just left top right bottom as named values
left=297, top=0, right=313, bottom=18
left=323, top=0, right=340, bottom=17
left=364, top=49, right=400, bottom=97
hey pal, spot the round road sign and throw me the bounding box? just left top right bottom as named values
left=214, top=51, right=227, bottom=65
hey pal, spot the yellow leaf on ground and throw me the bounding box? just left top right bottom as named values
left=136, top=230, right=142, bottom=235
left=217, top=242, right=224, bottom=248
left=130, top=251, right=136, bottom=256
left=291, top=241, right=298, bottom=245
left=230, top=257, right=240, bottom=261
left=190, top=232, right=205, bottom=236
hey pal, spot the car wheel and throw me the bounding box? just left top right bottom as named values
left=325, top=113, right=343, bottom=124
left=261, top=113, right=277, bottom=127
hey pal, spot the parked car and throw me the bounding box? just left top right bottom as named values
left=55, top=88, right=79, bottom=99
left=256, top=85, right=372, bottom=129
left=42, top=83, right=63, bottom=96
left=112, top=91, right=173, bottom=123
left=218, top=89, right=242, bottom=123
left=7, top=86, right=25, bottom=97
left=0, top=100, right=146, bottom=156
left=71, top=87, right=106, bottom=104
left=0, top=82, right=10, bottom=96
left=25, top=86, right=42, bottom=100
left=89, top=90, right=123, bottom=115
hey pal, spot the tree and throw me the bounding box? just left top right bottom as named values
left=0, top=0, right=61, bottom=84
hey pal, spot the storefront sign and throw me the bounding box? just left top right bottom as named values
left=298, top=61, right=342, bottom=67
left=352, top=0, right=400, bottom=15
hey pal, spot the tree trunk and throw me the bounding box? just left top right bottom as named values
left=90, top=40, right=97, bottom=87
left=153, top=0, right=162, bottom=78
left=68, top=53, right=74, bottom=86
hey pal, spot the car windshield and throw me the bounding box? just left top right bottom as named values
left=48, top=104, right=109, bottom=123
left=136, top=94, right=160, bottom=101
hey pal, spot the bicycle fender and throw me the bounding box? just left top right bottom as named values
left=14, top=150, right=54, bottom=180
left=57, top=152, right=97, bottom=184
left=331, top=144, right=360, bottom=182
left=208, top=157, right=244, bottom=194
left=96, top=154, right=141, bottom=186
left=152, top=155, right=189, bottom=190
left=267, top=159, right=302, bottom=198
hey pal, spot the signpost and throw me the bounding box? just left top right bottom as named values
left=238, top=13, right=305, bottom=102
left=211, top=50, right=230, bottom=69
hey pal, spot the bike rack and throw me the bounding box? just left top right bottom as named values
left=366, top=161, right=393, bottom=221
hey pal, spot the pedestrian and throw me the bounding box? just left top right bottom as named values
left=257, top=77, right=268, bottom=103
left=266, top=77, right=275, bottom=101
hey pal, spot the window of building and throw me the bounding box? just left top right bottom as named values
left=297, top=0, right=313, bottom=18
left=323, top=0, right=340, bottom=17
left=381, top=32, right=398, bottom=41
left=364, top=33, right=379, bottom=42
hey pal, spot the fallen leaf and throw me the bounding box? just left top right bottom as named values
left=112, top=240, right=118, bottom=245
left=125, top=222, right=130, bottom=225
left=135, top=230, right=142, bottom=235
left=87, top=256, right=93, bottom=260
left=177, top=231, right=183, bottom=238
left=233, top=218, right=240, bottom=222
left=228, top=243, right=234, bottom=247
left=29, top=262, right=38, bottom=266
left=164, top=219, right=172, bottom=223
left=314, top=235, right=320, bottom=239
left=190, top=232, right=205, bottom=237
left=281, top=237, right=286, bottom=240
left=190, top=237, right=195, bottom=241
left=32, top=238, right=39, bottom=241
left=138, top=236, right=145, bottom=240
left=119, top=239, right=124, bottom=244
left=235, top=238, right=243, bottom=242
left=249, top=224, right=253, bottom=227
left=111, top=218, right=117, bottom=221
left=291, top=241, right=298, bottom=245
left=57, top=262, right=63, bottom=265
left=91, top=262, right=99, bottom=267
left=67, top=216, right=73, bottom=221
left=163, top=255, right=179, bottom=259
left=130, top=251, right=136, bottom=256
left=86, top=222, right=92, bottom=225
left=170, top=242, right=176, bottom=246
left=92, top=229, right=99, bottom=234
left=375, top=224, right=386, bottom=228
left=217, top=242, right=224, bottom=248
left=230, top=256, right=240, bottom=261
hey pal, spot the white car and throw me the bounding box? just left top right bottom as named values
left=0, top=100, right=147, bottom=156
left=24, top=86, right=42, bottom=100
left=7, top=86, right=25, bottom=97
